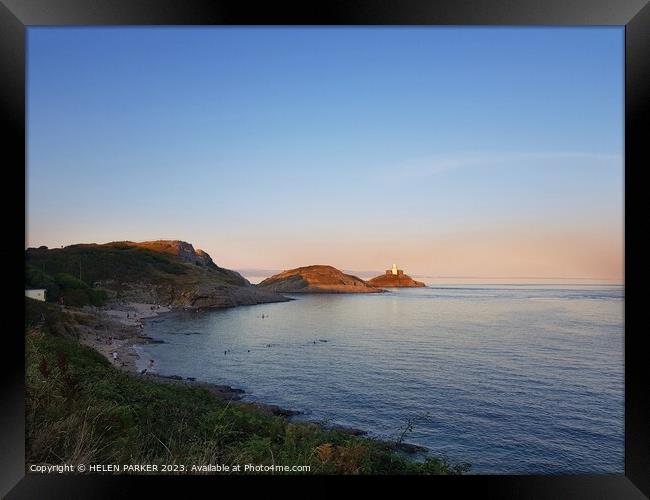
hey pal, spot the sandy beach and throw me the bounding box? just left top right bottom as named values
left=78, top=302, right=171, bottom=374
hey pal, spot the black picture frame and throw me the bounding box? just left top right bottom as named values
left=2, top=0, right=648, bottom=497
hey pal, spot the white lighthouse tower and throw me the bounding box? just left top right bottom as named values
left=391, top=263, right=398, bottom=275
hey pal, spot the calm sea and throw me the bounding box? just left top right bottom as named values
left=136, top=285, right=624, bottom=474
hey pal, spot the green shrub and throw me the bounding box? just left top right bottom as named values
left=88, top=289, right=109, bottom=306
left=25, top=265, right=61, bottom=302
left=54, top=273, right=89, bottom=290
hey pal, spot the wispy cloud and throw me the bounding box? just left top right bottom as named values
left=381, top=151, right=622, bottom=180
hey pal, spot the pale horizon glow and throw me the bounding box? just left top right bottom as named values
left=27, top=27, right=624, bottom=284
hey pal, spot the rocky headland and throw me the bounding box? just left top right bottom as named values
left=25, top=239, right=290, bottom=310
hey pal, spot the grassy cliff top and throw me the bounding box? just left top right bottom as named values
left=25, top=240, right=249, bottom=288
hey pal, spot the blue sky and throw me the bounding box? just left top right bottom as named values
left=27, top=27, right=624, bottom=281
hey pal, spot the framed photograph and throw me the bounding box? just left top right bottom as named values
left=3, top=0, right=648, bottom=497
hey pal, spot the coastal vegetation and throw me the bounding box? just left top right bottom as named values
left=25, top=265, right=108, bottom=307
left=25, top=299, right=470, bottom=475
left=24, top=241, right=245, bottom=288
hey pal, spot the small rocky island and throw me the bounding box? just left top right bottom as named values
left=258, top=265, right=383, bottom=293
left=367, top=264, right=426, bottom=288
